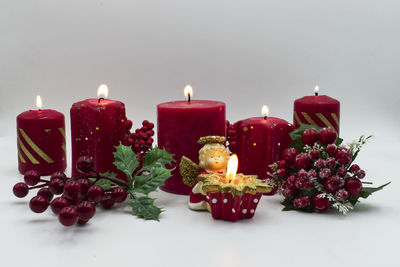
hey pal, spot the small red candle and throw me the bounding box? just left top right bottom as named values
left=70, top=84, right=127, bottom=178
left=157, top=85, right=226, bottom=195
left=234, top=105, right=293, bottom=180
left=17, top=96, right=66, bottom=175
left=293, top=86, right=340, bottom=134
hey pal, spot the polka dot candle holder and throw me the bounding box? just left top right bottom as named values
left=197, top=172, right=271, bottom=222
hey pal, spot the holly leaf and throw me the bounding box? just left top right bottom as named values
left=113, top=143, right=139, bottom=180
left=335, top=137, right=343, bottom=146
left=288, top=124, right=321, bottom=151
left=281, top=198, right=296, bottom=211
left=88, top=172, right=117, bottom=189
left=141, top=147, right=174, bottom=171
left=133, top=168, right=173, bottom=195
left=130, top=196, right=163, bottom=221
left=347, top=182, right=391, bottom=206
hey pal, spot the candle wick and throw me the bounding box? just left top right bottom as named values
left=187, top=94, right=191, bottom=103
left=315, top=92, right=318, bottom=96
left=264, top=116, right=267, bottom=120
left=98, top=97, right=104, bottom=103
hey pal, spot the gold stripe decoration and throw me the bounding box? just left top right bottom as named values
left=19, top=128, right=54, bottom=163
left=62, top=143, right=66, bottom=153
left=315, top=113, right=337, bottom=133
left=18, top=149, right=26, bottom=163
left=301, top=112, right=317, bottom=126
left=294, top=111, right=302, bottom=125
left=58, top=128, right=65, bottom=138
left=331, top=113, right=339, bottom=127
left=18, top=136, right=40, bottom=164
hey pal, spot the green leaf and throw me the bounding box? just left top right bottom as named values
left=130, top=196, right=163, bottom=221
left=89, top=172, right=117, bottom=189
left=335, top=137, right=343, bottom=146
left=133, top=168, right=173, bottom=195
left=288, top=124, right=321, bottom=151
left=347, top=182, right=390, bottom=205
left=141, top=147, right=174, bottom=171
left=113, top=143, right=139, bottom=180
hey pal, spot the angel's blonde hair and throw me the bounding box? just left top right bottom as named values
left=198, top=143, right=230, bottom=170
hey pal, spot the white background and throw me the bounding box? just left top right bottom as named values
left=0, top=1, right=399, bottom=267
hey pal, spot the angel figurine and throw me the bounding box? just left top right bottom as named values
left=180, top=136, right=230, bottom=210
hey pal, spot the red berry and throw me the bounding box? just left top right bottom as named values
left=77, top=218, right=89, bottom=225
left=58, top=207, right=78, bottom=226
left=37, top=188, right=54, bottom=202
left=323, top=176, right=343, bottom=194
left=349, top=164, right=360, bottom=174
left=338, top=167, right=347, bottom=177
left=125, top=120, right=133, bottom=130
left=229, top=141, right=237, bottom=149
left=50, top=197, right=70, bottom=214
left=309, top=149, right=319, bottom=159
left=142, top=120, right=150, bottom=127
left=307, top=170, right=318, bottom=181
left=146, top=139, right=153, bottom=147
left=148, top=122, right=154, bottom=129
left=50, top=171, right=67, bottom=181
left=319, top=168, right=331, bottom=179
left=146, top=130, right=155, bottom=137
left=302, top=129, right=319, bottom=145
left=325, top=157, right=337, bottom=168
left=111, top=187, right=128, bottom=203
left=287, top=175, right=297, bottom=185
left=282, top=182, right=298, bottom=199
left=297, top=169, right=307, bottom=179
left=314, top=159, right=325, bottom=169
left=293, top=196, right=310, bottom=208
left=295, top=153, right=312, bottom=170
left=48, top=178, right=65, bottom=195
left=76, top=156, right=94, bottom=173
left=282, top=148, right=298, bottom=163
left=125, top=138, right=134, bottom=146
left=24, top=170, right=40, bottom=186
left=356, top=170, right=366, bottom=179
left=77, top=201, right=96, bottom=221
left=295, top=177, right=306, bottom=189
left=276, top=168, right=287, bottom=178
left=77, top=178, right=91, bottom=195
left=335, top=189, right=349, bottom=202
left=13, top=182, right=29, bottom=198
left=345, top=177, right=362, bottom=196
left=100, top=197, right=115, bottom=209
left=277, top=160, right=287, bottom=169
left=227, top=129, right=235, bottom=136
left=319, top=127, right=337, bottom=145
left=312, top=194, right=330, bottom=212
left=29, top=195, right=49, bottom=213
left=63, top=181, right=82, bottom=200
left=335, top=147, right=352, bottom=165
left=326, top=144, right=337, bottom=155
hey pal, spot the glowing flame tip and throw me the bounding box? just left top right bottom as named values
left=314, top=85, right=320, bottom=94
left=36, top=95, right=43, bottom=109
left=226, top=154, right=239, bottom=182
left=97, top=84, right=109, bottom=99
left=261, top=105, right=269, bottom=117
left=184, top=85, right=193, bottom=99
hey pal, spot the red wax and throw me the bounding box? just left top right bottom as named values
left=70, top=99, right=127, bottom=178
left=17, top=109, right=66, bottom=175
left=235, top=117, right=293, bottom=179
left=293, top=95, right=340, bottom=134
left=157, top=100, right=226, bottom=195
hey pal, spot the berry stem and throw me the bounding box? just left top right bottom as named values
left=361, top=181, right=373, bottom=185
left=28, top=184, right=49, bottom=190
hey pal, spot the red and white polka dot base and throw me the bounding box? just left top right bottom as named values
left=206, top=192, right=262, bottom=222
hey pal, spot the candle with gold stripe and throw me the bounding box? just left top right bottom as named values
left=16, top=96, right=66, bottom=175
left=293, top=86, right=340, bottom=134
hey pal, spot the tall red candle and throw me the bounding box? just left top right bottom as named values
left=17, top=96, right=66, bottom=175
left=234, top=106, right=293, bottom=180
left=293, top=86, right=340, bottom=134
left=70, top=85, right=127, bottom=178
left=157, top=87, right=226, bottom=195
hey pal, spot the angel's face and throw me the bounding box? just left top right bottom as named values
left=204, top=149, right=228, bottom=172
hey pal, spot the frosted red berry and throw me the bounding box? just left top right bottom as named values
left=276, top=168, right=287, bottom=177
left=338, top=167, right=347, bottom=177
left=314, top=158, right=325, bottom=169
left=287, top=175, right=297, bottom=185
left=356, top=170, right=366, bottom=179
left=282, top=148, right=298, bottom=163
left=29, top=196, right=49, bottom=213
left=336, top=189, right=349, bottom=202
left=309, top=149, right=319, bottom=159
left=294, top=196, right=310, bottom=208
left=326, top=144, right=337, bottom=155
left=282, top=182, right=298, bottom=199
left=298, top=169, right=308, bottom=179
left=325, top=157, right=336, bottom=168
left=77, top=201, right=96, bottom=221
left=295, top=153, right=312, bottom=170
left=58, top=207, right=79, bottom=226
left=312, top=194, right=331, bottom=212
left=319, top=168, right=331, bottom=179
left=277, top=160, right=287, bottom=169
left=324, top=176, right=343, bottom=194
left=319, top=127, right=337, bottom=145
left=345, top=177, right=362, bottom=196
left=335, top=147, right=352, bottom=165
left=13, top=182, right=29, bottom=198
left=349, top=164, right=360, bottom=174
left=24, top=170, right=40, bottom=186
left=50, top=197, right=70, bottom=215
left=302, top=129, right=319, bottom=145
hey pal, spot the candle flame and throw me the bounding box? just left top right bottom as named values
left=36, top=95, right=43, bottom=109
left=261, top=105, right=269, bottom=117
left=226, top=154, right=238, bottom=182
left=184, top=85, right=193, bottom=100
left=97, top=84, right=109, bottom=99
left=314, top=85, right=319, bottom=94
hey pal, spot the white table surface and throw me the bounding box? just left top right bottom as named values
left=0, top=134, right=398, bottom=267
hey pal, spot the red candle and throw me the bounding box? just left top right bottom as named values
left=157, top=85, right=226, bottom=195
left=293, top=86, right=340, bottom=134
left=234, top=106, right=293, bottom=179
left=17, top=96, right=66, bottom=175
left=70, top=85, right=127, bottom=178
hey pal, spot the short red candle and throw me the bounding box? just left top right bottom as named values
left=70, top=98, right=127, bottom=178
left=293, top=91, right=340, bottom=134
left=17, top=109, right=66, bottom=175
left=234, top=117, right=293, bottom=179
left=157, top=100, right=226, bottom=195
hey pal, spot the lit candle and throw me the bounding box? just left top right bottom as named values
left=293, top=85, right=340, bottom=134
left=157, top=85, right=226, bottom=195
left=70, top=84, right=127, bottom=178
left=234, top=105, right=293, bottom=180
left=16, top=96, right=66, bottom=175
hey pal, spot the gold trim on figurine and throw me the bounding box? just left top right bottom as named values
left=197, top=136, right=226, bottom=145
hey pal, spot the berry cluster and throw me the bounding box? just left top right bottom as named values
left=269, top=126, right=376, bottom=214
left=226, top=121, right=238, bottom=153
left=13, top=157, right=128, bottom=226
left=124, top=120, right=155, bottom=155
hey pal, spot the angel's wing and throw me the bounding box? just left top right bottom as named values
left=179, top=156, right=203, bottom=187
